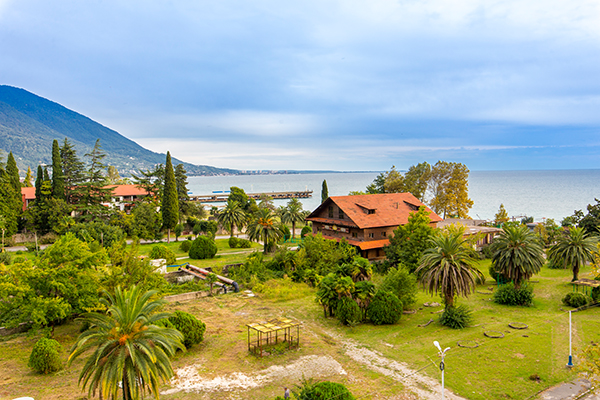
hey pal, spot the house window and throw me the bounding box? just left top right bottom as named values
left=352, top=232, right=357, bottom=238
left=382, top=232, right=387, bottom=237
left=368, top=233, right=374, bottom=238
left=328, top=206, right=333, bottom=218
left=339, top=209, right=344, bottom=219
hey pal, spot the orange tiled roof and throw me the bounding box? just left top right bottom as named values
left=108, top=185, right=149, bottom=196
left=307, top=193, right=442, bottom=229
left=316, top=234, right=390, bottom=251
left=21, top=186, right=36, bottom=200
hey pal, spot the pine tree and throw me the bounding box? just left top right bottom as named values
left=51, top=139, right=65, bottom=200
left=24, top=167, right=34, bottom=187
left=35, top=165, right=44, bottom=201
left=79, top=139, right=112, bottom=220
left=321, top=180, right=329, bottom=203
left=162, top=152, right=179, bottom=243
left=60, top=138, right=86, bottom=205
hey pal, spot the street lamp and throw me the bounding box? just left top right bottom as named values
left=434, top=341, right=451, bottom=400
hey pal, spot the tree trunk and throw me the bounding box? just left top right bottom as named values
left=292, top=222, right=296, bottom=239
left=444, top=293, right=454, bottom=309
left=572, top=262, right=580, bottom=282
left=167, top=228, right=171, bottom=243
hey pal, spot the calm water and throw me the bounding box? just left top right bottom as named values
left=187, top=170, right=600, bottom=223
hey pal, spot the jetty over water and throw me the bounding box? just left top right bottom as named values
left=190, top=190, right=313, bottom=203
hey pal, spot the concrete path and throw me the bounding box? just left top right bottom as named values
left=537, top=379, right=599, bottom=400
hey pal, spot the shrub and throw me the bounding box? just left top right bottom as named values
left=294, top=379, right=355, bottom=400
left=493, top=282, right=534, bottom=306
left=439, top=305, right=472, bottom=329
left=188, top=236, right=217, bottom=260
left=300, top=225, right=312, bottom=238
left=179, top=239, right=192, bottom=253
left=239, top=238, right=252, bottom=248
left=480, top=244, right=493, bottom=259
left=546, top=258, right=566, bottom=269
left=229, top=252, right=274, bottom=288
left=489, top=264, right=507, bottom=282
left=592, top=286, right=600, bottom=302
left=367, top=290, right=403, bottom=325
left=148, top=244, right=176, bottom=265
left=0, top=251, right=12, bottom=265
left=228, top=236, right=240, bottom=248
left=562, top=292, right=590, bottom=308
left=336, top=297, right=362, bottom=326
left=28, top=337, right=63, bottom=374
left=282, top=225, right=291, bottom=241
left=380, top=267, right=417, bottom=309
left=39, top=232, right=59, bottom=245
left=168, top=311, right=206, bottom=348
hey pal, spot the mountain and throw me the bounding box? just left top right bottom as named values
left=0, top=85, right=238, bottom=177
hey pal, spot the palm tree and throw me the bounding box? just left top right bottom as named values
left=549, top=227, right=598, bottom=282
left=217, top=198, right=246, bottom=238
left=68, top=286, right=184, bottom=400
left=416, top=231, right=484, bottom=309
left=246, top=208, right=284, bottom=253
left=281, top=198, right=305, bottom=239
left=490, top=224, right=545, bottom=289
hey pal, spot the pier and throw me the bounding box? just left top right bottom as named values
left=190, top=190, right=313, bottom=203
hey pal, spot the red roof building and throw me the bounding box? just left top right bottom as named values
left=305, top=193, right=443, bottom=260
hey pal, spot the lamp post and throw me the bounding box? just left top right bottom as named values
left=434, top=341, right=451, bottom=400
left=567, top=310, right=574, bottom=367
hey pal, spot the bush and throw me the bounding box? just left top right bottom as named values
left=380, top=267, right=417, bottom=309
left=39, top=232, right=59, bottom=245
left=336, top=297, right=362, bottom=326
left=489, top=264, right=507, bottom=282
left=28, top=337, right=63, bottom=374
left=228, top=236, right=240, bottom=248
left=439, top=305, right=472, bottom=329
left=149, top=244, right=176, bottom=265
left=480, top=244, right=493, bottom=259
left=229, top=252, right=274, bottom=288
left=493, top=282, right=534, bottom=306
left=367, top=290, right=403, bottom=325
left=592, top=286, right=600, bottom=302
left=188, top=236, right=217, bottom=260
left=294, top=379, right=355, bottom=400
left=168, top=311, right=206, bottom=348
left=300, top=225, right=312, bottom=238
left=562, top=292, right=590, bottom=308
left=179, top=239, right=192, bottom=253
left=239, top=239, right=252, bottom=248
left=546, top=258, right=566, bottom=269
left=0, top=251, right=12, bottom=265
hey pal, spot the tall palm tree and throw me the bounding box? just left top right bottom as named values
left=416, top=231, right=483, bottom=309
left=246, top=208, right=284, bottom=253
left=490, top=224, right=545, bottom=289
left=217, top=198, right=246, bottom=238
left=281, top=198, right=305, bottom=239
left=549, top=227, right=598, bottom=282
left=68, top=286, right=184, bottom=400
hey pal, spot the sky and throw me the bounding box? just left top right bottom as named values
left=1, top=0, right=600, bottom=172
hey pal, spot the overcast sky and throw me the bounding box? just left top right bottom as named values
left=1, top=0, right=600, bottom=171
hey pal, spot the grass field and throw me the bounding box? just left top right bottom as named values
left=1, top=259, right=598, bottom=400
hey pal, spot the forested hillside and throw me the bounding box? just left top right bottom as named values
left=0, top=85, right=238, bottom=176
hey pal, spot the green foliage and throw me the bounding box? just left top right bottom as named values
left=439, top=305, right=473, bottom=329
left=132, top=201, right=161, bottom=240
left=321, top=180, right=328, bottom=203
left=246, top=208, right=284, bottom=253
left=68, top=221, right=125, bottom=248
left=68, top=286, right=184, bottom=400
left=188, top=235, right=218, bottom=259
left=51, top=139, right=65, bottom=200
left=294, top=379, right=355, bottom=400
left=380, top=266, right=417, bottom=308
left=301, top=225, right=311, bottom=238
left=367, top=290, right=403, bottom=325
left=592, top=286, right=600, bottom=302
left=494, top=203, right=509, bottom=225
left=229, top=236, right=240, bottom=248
left=336, top=296, right=362, bottom=326
left=489, top=264, right=507, bottom=282
left=493, top=282, right=534, bottom=306
left=149, top=244, right=176, bottom=265
left=384, top=206, right=435, bottom=272
left=168, top=310, right=206, bottom=348
left=281, top=198, right=305, bottom=239
left=491, top=224, right=545, bottom=289
left=180, top=238, right=192, bottom=253
left=549, top=227, right=598, bottom=282
left=229, top=252, right=274, bottom=288
left=162, top=151, right=179, bottom=233
left=228, top=236, right=252, bottom=249
left=428, top=161, right=473, bottom=219
left=29, top=337, right=63, bottom=374
left=0, top=251, right=12, bottom=265
left=562, top=292, right=590, bottom=308
left=577, top=198, right=600, bottom=235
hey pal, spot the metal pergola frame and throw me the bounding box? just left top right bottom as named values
left=246, top=317, right=300, bottom=357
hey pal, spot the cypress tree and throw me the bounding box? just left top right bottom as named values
left=60, top=138, right=86, bottom=204
left=51, top=139, right=65, bottom=200
left=35, top=165, right=43, bottom=201
left=6, top=152, right=23, bottom=212
left=24, top=167, right=34, bottom=187
left=321, top=179, right=329, bottom=203
left=0, top=166, right=18, bottom=237
left=161, top=151, right=179, bottom=243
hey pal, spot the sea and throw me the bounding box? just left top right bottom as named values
left=187, top=169, right=600, bottom=223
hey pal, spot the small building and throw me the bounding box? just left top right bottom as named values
left=305, top=193, right=443, bottom=260
left=437, top=218, right=502, bottom=248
